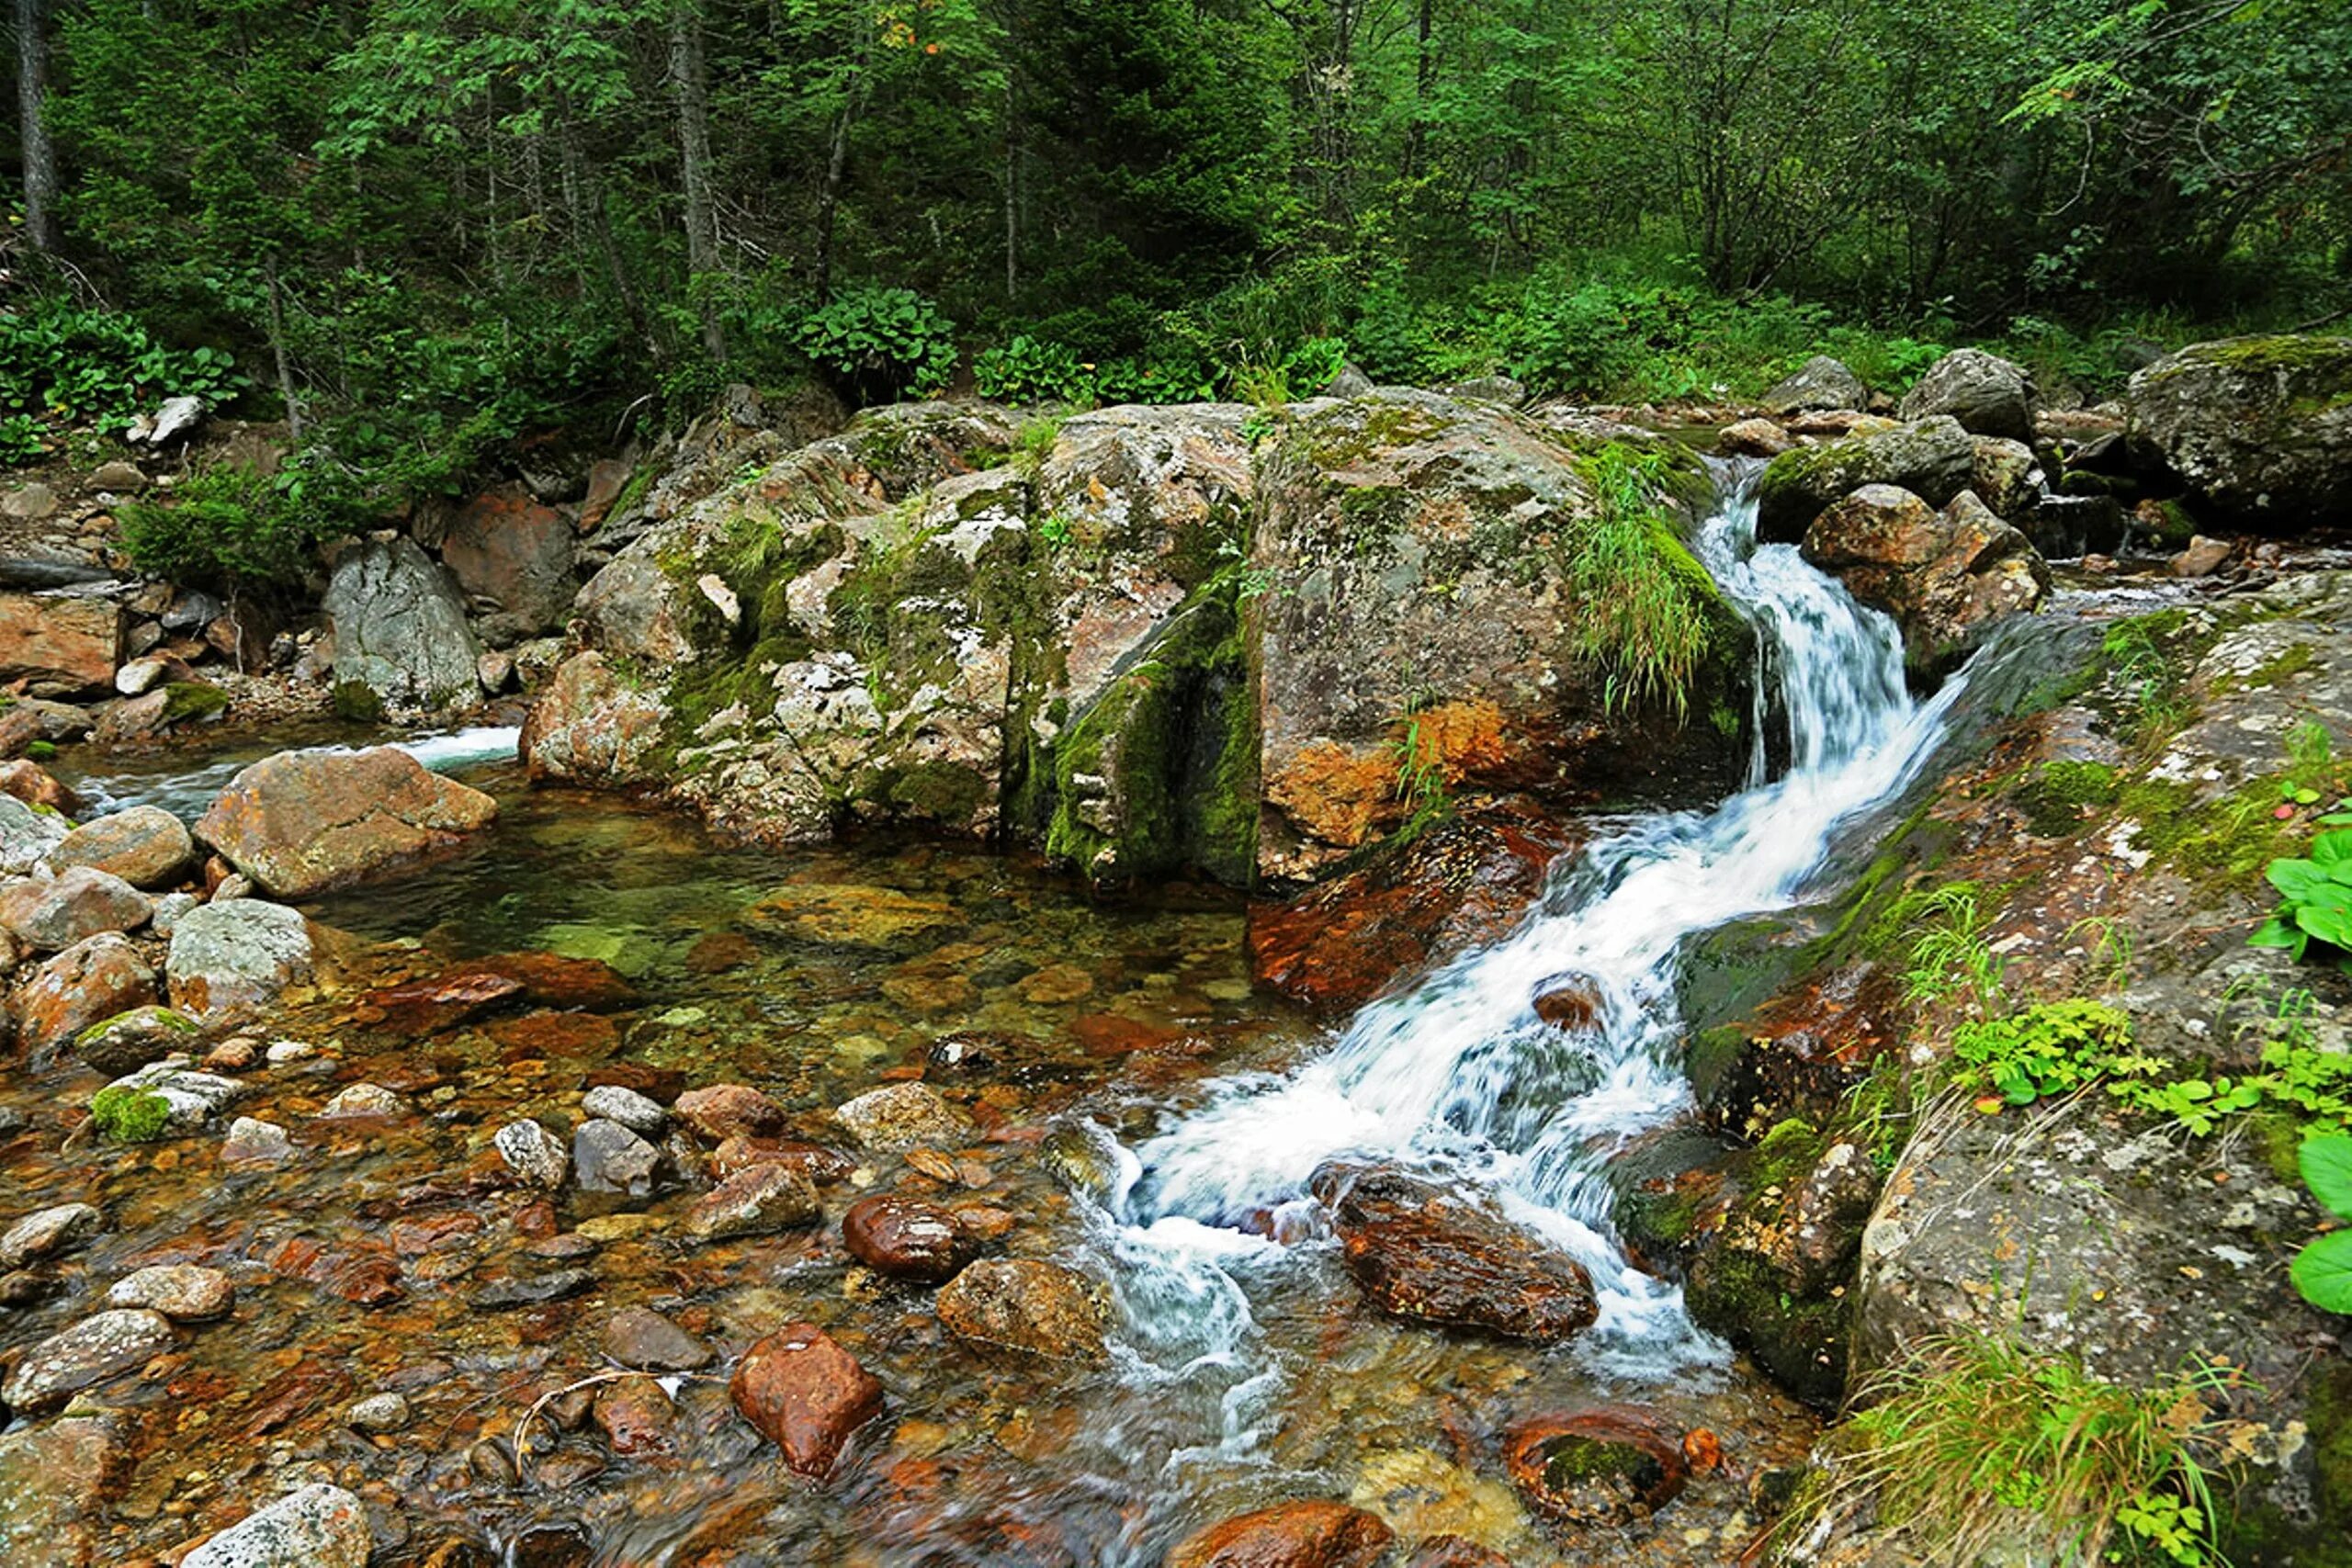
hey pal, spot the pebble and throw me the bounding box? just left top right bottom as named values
left=318, top=1082, right=407, bottom=1118
left=572, top=1119, right=661, bottom=1196
left=599, top=1305, right=712, bottom=1371
left=265, top=1039, right=315, bottom=1064
left=345, top=1392, right=413, bottom=1432
left=581, top=1083, right=666, bottom=1135
left=470, top=1267, right=596, bottom=1310
left=495, top=1119, right=570, bottom=1189
left=0, top=1201, right=103, bottom=1270
left=181, top=1483, right=371, bottom=1568
left=220, top=1116, right=295, bottom=1167
left=683, top=1163, right=820, bottom=1242
left=107, top=1262, right=233, bottom=1321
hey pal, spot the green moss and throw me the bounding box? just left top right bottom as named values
left=89, top=1086, right=172, bottom=1144
left=608, top=462, right=657, bottom=523
left=2311, top=1359, right=2352, bottom=1540
left=2172, top=334, right=2352, bottom=375
left=2015, top=761, right=2121, bottom=836
left=2211, top=641, right=2316, bottom=697
left=332, top=680, right=385, bottom=723
left=2136, top=497, right=2200, bottom=550
left=1302, top=399, right=1449, bottom=468
left=1538, top=1434, right=1668, bottom=1492
left=160, top=682, right=231, bottom=724
left=24, top=739, right=54, bottom=761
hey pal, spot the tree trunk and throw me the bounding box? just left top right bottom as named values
left=264, top=262, right=304, bottom=446
left=813, top=83, right=860, bottom=305
left=669, top=0, right=727, bottom=363
left=1405, top=0, right=1432, bottom=180
left=14, top=0, right=58, bottom=253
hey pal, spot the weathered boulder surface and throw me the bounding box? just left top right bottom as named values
left=181, top=1483, right=371, bottom=1568
left=1760, top=355, right=1868, bottom=416
left=166, top=898, right=317, bottom=1025
left=197, top=746, right=497, bottom=897
left=442, top=481, right=578, bottom=637
left=0, top=1412, right=129, bottom=1567
left=1800, top=485, right=2050, bottom=672
left=2126, top=334, right=2352, bottom=526
left=1896, top=348, right=2037, bottom=442
left=0, top=865, right=153, bottom=952
left=1, top=1308, right=174, bottom=1413
left=517, top=650, right=669, bottom=786
left=322, top=536, right=482, bottom=710
left=0, top=590, right=119, bottom=694
left=1319, top=1164, right=1598, bottom=1341
left=0, top=793, right=70, bottom=875
left=1757, top=416, right=1976, bottom=542
left=729, top=1322, right=885, bottom=1477
left=935, top=1258, right=1112, bottom=1361
left=13, top=931, right=157, bottom=1055
left=49, top=805, right=196, bottom=888
left=1166, top=1500, right=1395, bottom=1568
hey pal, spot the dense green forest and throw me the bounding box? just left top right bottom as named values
left=5, top=0, right=2350, bottom=524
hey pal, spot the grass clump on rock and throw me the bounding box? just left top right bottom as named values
left=1567, top=442, right=1724, bottom=719
left=89, top=1085, right=174, bottom=1144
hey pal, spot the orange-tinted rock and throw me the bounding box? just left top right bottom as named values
left=1320, top=1165, right=1597, bottom=1342
left=729, top=1323, right=885, bottom=1477
left=935, top=1258, right=1109, bottom=1361
left=1532, top=976, right=1601, bottom=1031
left=0, top=591, right=119, bottom=694
left=709, top=1136, right=855, bottom=1185
left=842, top=1195, right=974, bottom=1281
left=443, top=483, right=577, bottom=634
left=519, top=652, right=669, bottom=787
left=0, top=758, right=81, bottom=816
left=1166, top=1500, right=1394, bottom=1568
left=1250, top=803, right=1577, bottom=1010
left=12, top=932, right=157, bottom=1056
left=674, top=1084, right=788, bottom=1144
left=366, top=971, right=526, bottom=1034
left=486, top=1010, right=622, bottom=1059
left=1405, top=1539, right=1512, bottom=1568
left=195, top=747, right=499, bottom=898
left=455, top=951, right=636, bottom=1011
left=684, top=931, right=757, bottom=974
left=592, top=1375, right=673, bottom=1457
left=1503, top=1408, right=1689, bottom=1526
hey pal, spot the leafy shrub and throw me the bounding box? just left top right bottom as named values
left=973, top=333, right=1096, bottom=404
left=119, top=462, right=339, bottom=590
left=792, top=286, right=957, bottom=404
left=0, top=299, right=245, bottom=459
left=0, top=412, right=44, bottom=466
left=1951, top=999, right=2139, bottom=1106
left=89, top=1085, right=173, bottom=1144
left=2290, top=1134, right=2352, bottom=1314
left=2251, top=818, right=2352, bottom=970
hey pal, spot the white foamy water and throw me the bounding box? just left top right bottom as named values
left=66, top=724, right=522, bottom=819
left=1098, top=458, right=1971, bottom=1406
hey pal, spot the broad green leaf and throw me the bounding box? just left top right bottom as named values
left=2301, top=1134, right=2352, bottom=1218
left=2290, top=1228, right=2352, bottom=1314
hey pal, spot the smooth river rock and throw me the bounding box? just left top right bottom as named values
left=196, top=746, right=497, bottom=898
left=181, top=1483, right=372, bottom=1568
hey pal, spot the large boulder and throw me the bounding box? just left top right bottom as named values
left=441, top=482, right=578, bottom=637
left=1799, top=486, right=2050, bottom=673
left=12, top=931, right=157, bottom=1056
left=322, top=536, right=482, bottom=710
left=1760, top=355, right=1868, bottom=416
left=196, top=746, right=498, bottom=898
left=1756, top=416, right=1977, bottom=542
left=1319, top=1164, right=1599, bottom=1341
left=1896, top=348, right=2037, bottom=441
left=0, top=590, right=119, bottom=695
left=518, top=651, right=669, bottom=785
left=0, top=865, right=152, bottom=952
left=2125, top=334, right=2352, bottom=527
left=165, top=899, right=318, bottom=1025
left=1250, top=392, right=1748, bottom=881
left=49, top=805, right=196, bottom=888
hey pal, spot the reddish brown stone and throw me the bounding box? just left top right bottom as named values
left=578, top=459, right=635, bottom=532
left=1532, top=976, right=1601, bottom=1031
left=584, top=1063, right=686, bottom=1103
left=729, top=1323, right=885, bottom=1477
left=1166, top=1500, right=1394, bottom=1568
left=842, top=1195, right=974, bottom=1282
left=12, top=932, right=157, bottom=1056
left=259, top=1235, right=404, bottom=1306
left=454, top=952, right=636, bottom=1011
left=1250, top=802, right=1577, bottom=1011
left=0, top=591, right=119, bottom=694
left=1405, top=1539, right=1512, bottom=1568
left=443, top=482, right=577, bottom=632
left=487, top=1010, right=623, bottom=1059
left=592, top=1375, right=673, bottom=1457
left=195, top=747, right=498, bottom=898
left=684, top=931, right=757, bottom=975
left=710, top=1136, right=854, bottom=1184
left=366, top=971, right=526, bottom=1034
left=1503, top=1408, right=1689, bottom=1527
left=1321, top=1165, right=1596, bottom=1342
left=674, top=1084, right=788, bottom=1144
left=0, top=758, right=81, bottom=816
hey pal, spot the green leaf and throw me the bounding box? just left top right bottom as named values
left=2312, top=830, right=2352, bottom=865
left=2290, top=1228, right=2352, bottom=1314
left=2302, top=1134, right=2352, bottom=1218
left=2248, top=915, right=2301, bottom=950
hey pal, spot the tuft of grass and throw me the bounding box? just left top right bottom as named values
left=1802, top=1334, right=2234, bottom=1567
left=1902, top=884, right=2009, bottom=1014
left=1566, top=443, right=1718, bottom=719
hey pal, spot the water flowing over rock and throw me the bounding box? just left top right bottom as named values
left=1799, top=484, right=2050, bottom=673
left=165, top=898, right=316, bottom=1025
left=1896, top=348, right=2037, bottom=442
left=842, top=1193, right=974, bottom=1280
left=729, top=1322, right=886, bottom=1477
left=0, top=1412, right=129, bottom=1566
left=2126, top=333, right=2352, bottom=526
left=197, top=746, right=497, bottom=897
left=1321, top=1165, right=1599, bottom=1341
left=322, top=536, right=482, bottom=710
left=1502, top=1409, right=1690, bottom=1526
left=1165, top=1501, right=1395, bottom=1568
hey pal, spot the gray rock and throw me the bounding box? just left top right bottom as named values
left=1435, top=374, right=1527, bottom=406
left=0, top=864, right=153, bottom=952
left=100, top=1059, right=252, bottom=1133
left=1756, top=415, right=1978, bottom=541
left=220, top=1116, right=294, bottom=1167
left=494, top=1119, right=569, bottom=1189
left=345, top=1393, right=412, bottom=1433
left=581, top=1083, right=666, bottom=1135
left=1, top=1308, right=175, bottom=1413
left=682, top=1162, right=820, bottom=1241
left=834, top=1082, right=976, bottom=1152
left=89, top=460, right=147, bottom=492
left=1897, top=347, right=2038, bottom=441
left=1761, top=355, right=1868, bottom=415
left=0, top=1201, right=102, bottom=1270
left=1, top=481, right=59, bottom=520
left=132, top=395, right=205, bottom=447
left=599, top=1305, right=712, bottom=1371
left=50, top=806, right=197, bottom=888
left=322, top=536, right=483, bottom=710
left=572, top=1118, right=661, bottom=1196
left=2126, top=334, right=2352, bottom=528
left=0, top=794, right=72, bottom=877
left=151, top=891, right=201, bottom=934
left=107, top=1262, right=232, bottom=1321
left=180, top=1483, right=371, bottom=1568
left=1322, top=363, right=1374, bottom=398
left=166, top=898, right=316, bottom=1026
left=74, top=1004, right=203, bottom=1077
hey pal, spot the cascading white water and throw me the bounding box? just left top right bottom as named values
left=62, top=724, right=522, bottom=820
left=1096, top=457, right=1973, bottom=1405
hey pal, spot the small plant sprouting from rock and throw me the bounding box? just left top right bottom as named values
left=1902, top=885, right=2010, bottom=1013
left=1566, top=443, right=1716, bottom=720
left=1387, top=711, right=1449, bottom=824
left=2289, top=1134, right=2352, bottom=1315
left=1791, top=1333, right=2234, bottom=1568
left=89, top=1086, right=173, bottom=1144
left=2249, top=812, right=2352, bottom=972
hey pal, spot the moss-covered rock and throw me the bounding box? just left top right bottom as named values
left=1756, top=416, right=1977, bottom=542
left=2127, top=334, right=2352, bottom=528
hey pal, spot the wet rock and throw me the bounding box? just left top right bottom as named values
left=0, top=758, right=81, bottom=816
left=572, top=1118, right=661, bottom=1196
left=181, top=1483, right=371, bottom=1568
left=470, top=1266, right=595, bottom=1309
left=364, top=970, right=524, bottom=1033
left=2126, top=334, right=2352, bottom=527
left=593, top=1375, right=673, bottom=1455
left=0, top=1411, right=130, bottom=1567
left=1, top=1307, right=175, bottom=1413
left=0, top=794, right=71, bottom=876
left=517, top=651, right=669, bottom=787
left=1503, top=1409, right=1689, bottom=1527
left=0, top=1201, right=102, bottom=1269
left=1757, top=415, right=1976, bottom=541
left=49, top=806, right=196, bottom=888
left=1403, top=1540, right=1512, bottom=1568
left=495, top=1120, right=571, bottom=1189
left=0, top=864, right=153, bottom=952
left=842, top=1194, right=975, bottom=1281
left=507, top=1522, right=593, bottom=1568
left=345, top=1392, right=412, bottom=1432
left=935, top=1258, right=1111, bottom=1361
left=458, top=950, right=636, bottom=1011
left=13, top=931, right=158, bottom=1055
left=683, top=1162, right=820, bottom=1240
left=581, top=1084, right=666, bottom=1135
left=221, top=1116, right=295, bottom=1167
left=1968, top=435, right=2042, bottom=521
left=323, top=536, right=483, bottom=709
left=166, top=898, right=316, bottom=1027
left=1800, top=485, right=2050, bottom=674
left=196, top=746, right=498, bottom=898
left=744, top=884, right=963, bottom=953
left=2171, top=535, right=2233, bottom=578
left=1719, top=417, right=1792, bottom=457
left=0, top=589, right=120, bottom=695
left=107, top=1262, right=233, bottom=1320
left=1897, top=348, right=2037, bottom=442
left=673, top=1083, right=788, bottom=1144
left=599, top=1305, right=711, bottom=1371
left=100, top=1059, right=251, bottom=1133
left=1321, top=1166, right=1598, bottom=1342
left=1761, top=356, right=1868, bottom=416
left=1532, top=977, right=1602, bottom=1031
left=710, top=1136, right=856, bottom=1185
left=1165, top=1500, right=1395, bottom=1568
left=320, top=1082, right=407, bottom=1119
left=833, top=1082, right=975, bottom=1152
left=443, top=482, right=579, bottom=635
left=729, top=1322, right=887, bottom=1477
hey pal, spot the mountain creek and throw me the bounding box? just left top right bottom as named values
left=3, top=343, right=2352, bottom=1568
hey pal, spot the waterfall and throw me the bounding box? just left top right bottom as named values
left=1095, top=457, right=1973, bottom=1406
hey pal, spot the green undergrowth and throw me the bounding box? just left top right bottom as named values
left=1566, top=442, right=1728, bottom=720
left=89, top=1086, right=173, bottom=1144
